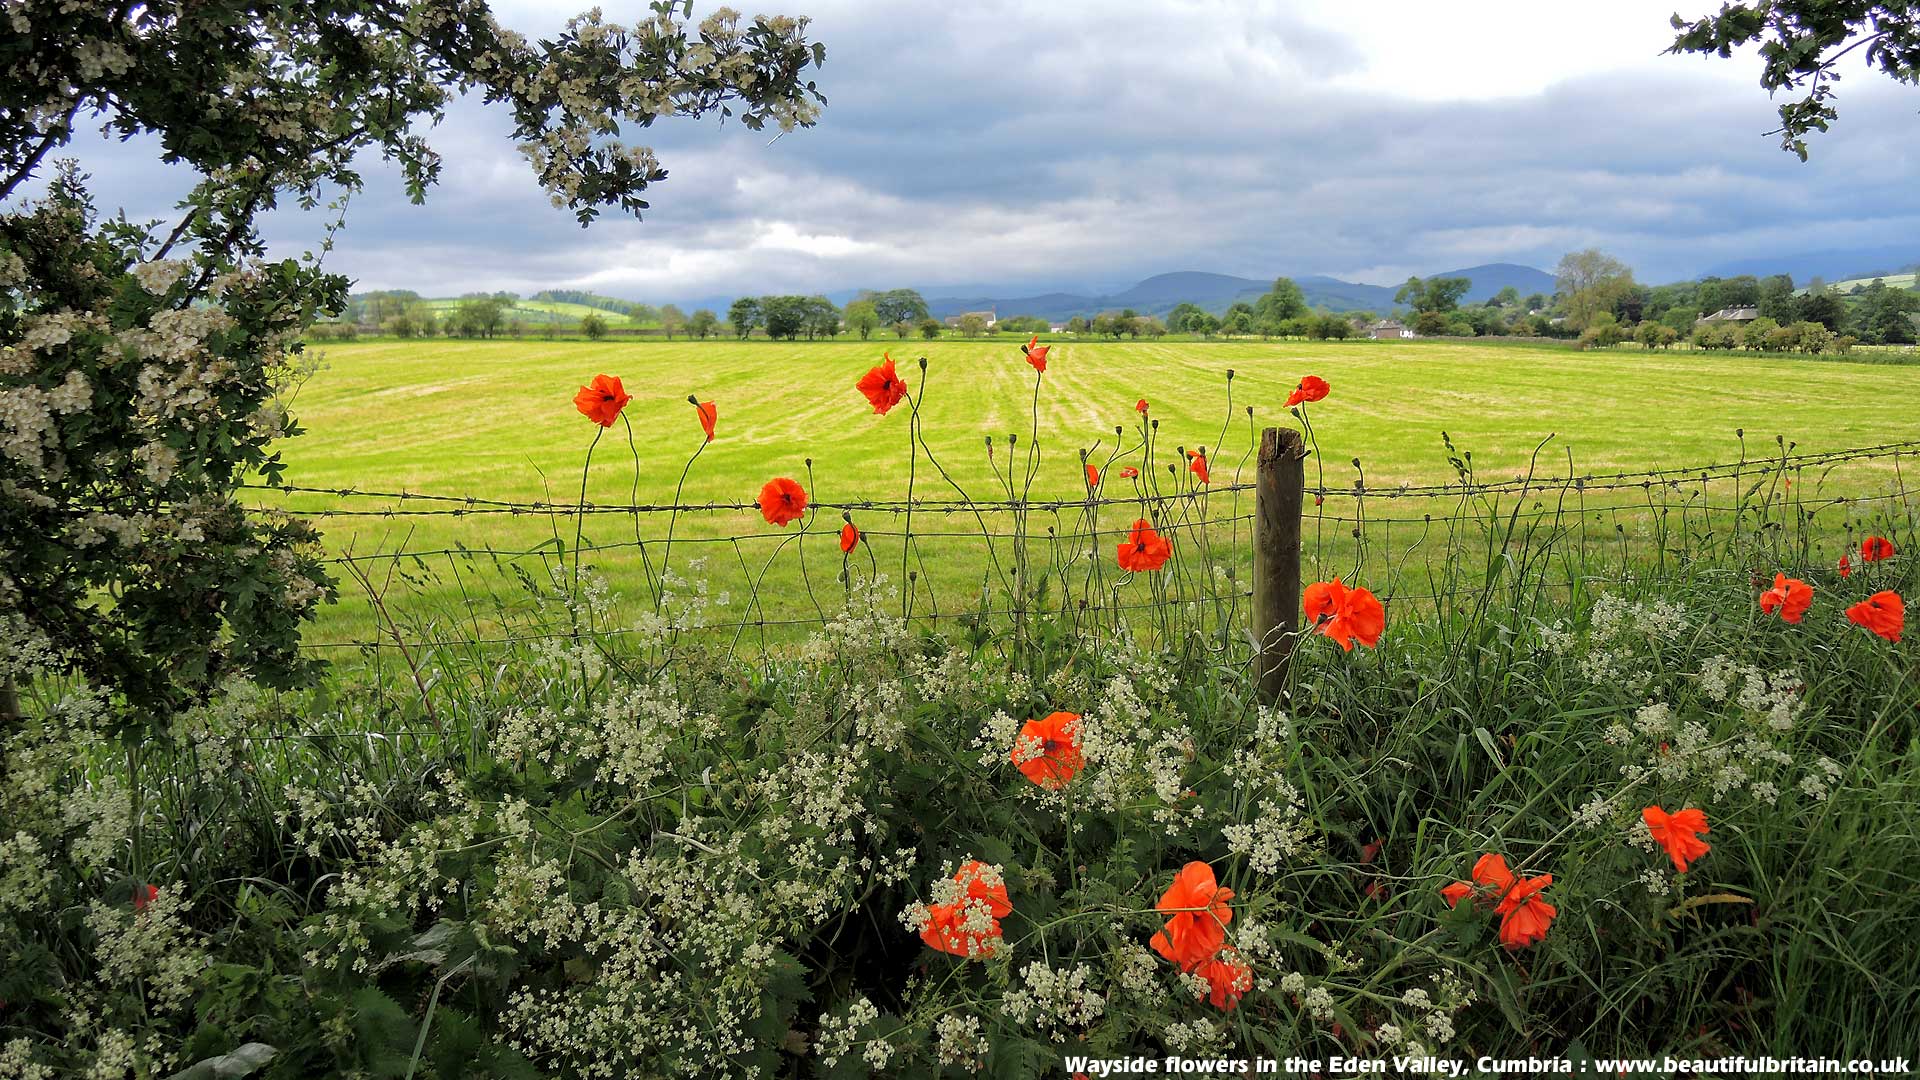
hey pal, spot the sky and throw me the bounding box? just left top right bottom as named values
left=40, top=0, right=1920, bottom=303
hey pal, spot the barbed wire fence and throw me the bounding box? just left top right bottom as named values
left=244, top=434, right=1919, bottom=700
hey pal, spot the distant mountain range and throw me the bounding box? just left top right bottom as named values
left=920, top=264, right=1557, bottom=322
left=1698, top=245, right=1920, bottom=286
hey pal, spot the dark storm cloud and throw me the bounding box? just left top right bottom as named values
left=27, top=0, right=1920, bottom=301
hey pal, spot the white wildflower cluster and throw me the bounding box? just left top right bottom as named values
left=83, top=888, right=208, bottom=1011
left=0, top=1037, right=56, bottom=1080
left=277, top=779, right=389, bottom=858
left=1303, top=985, right=1335, bottom=1020
left=795, top=576, right=907, bottom=672
left=1159, top=1018, right=1223, bottom=1053
left=1112, top=940, right=1168, bottom=1004
left=1535, top=617, right=1576, bottom=655
left=815, top=996, right=880, bottom=1068
left=1638, top=866, right=1673, bottom=897
left=0, top=831, right=54, bottom=915
left=0, top=613, right=58, bottom=680
left=305, top=795, right=487, bottom=969
left=494, top=676, right=715, bottom=791
left=1574, top=593, right=1689, bottom=690
left=1222, top=792, right=1314, bottom=875
left=1800, top=756, right=1845, bottom=802
left=1000, top=962, right=1106, bottom=1041
left=934, top=1013, right=990, bottom=1071
left=58, top=775, right=130, bottom=871
left=1045, top=674, right=1195, bottom=831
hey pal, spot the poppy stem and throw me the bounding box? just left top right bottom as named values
left=573, top=426, right=604, bottom=594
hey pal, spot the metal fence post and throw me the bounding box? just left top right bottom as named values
left=1254, top=426, right=1305, bottom=705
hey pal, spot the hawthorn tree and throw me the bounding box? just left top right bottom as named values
left=1669, top=1, right=1920, bottom=159
left=0, top=0, right=826, bottom=716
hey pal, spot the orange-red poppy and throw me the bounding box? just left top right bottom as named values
left=1285, top=375, right=1330, bottom=407
left=1442, top=853, right=1556, bottom=949
left=920, top=860, right=1013, bottom=959
left=857, top=353, right=908, bottom=415
left=1187, top=448, right=1210, bottom=485
left=1759, top=573, right=1813, bottom=623
left=1085, top=463, right=1100, bottom=488
left=1846, top=590, right=1904, bottom=643
left=134, top=884, right=158, bottom=911
left=1023, top=335, right=1049, bottom=372
left=1116, top=518, right=1173, bottom=572
left=839, top=522, right=860, bottom=553
left=1012, top=711, right=1083, bottom=789
left=1642, top=806, right=1711, bottom=872
left=1150, top=861, right=1234, bottom=970
left=1119, top=466, right=1139, bottom=479
left=757, top=477, right=808, bottom=527
left=1136, top=398, right=1149, bottom=414
left=692, top=398, right=717, bottom=442
left=1193, top=949, right=1253, bottom=1011
left=1839, top=553, right=1853, bottom=578
left=1303, top=578, right=1385, bottom=651
left=1862, top=536, right=1896, bottom=562
left=573, top=373, right=631, bottom=427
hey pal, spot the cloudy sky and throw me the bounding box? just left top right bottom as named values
left=51, top=0, right=1920, bottom=302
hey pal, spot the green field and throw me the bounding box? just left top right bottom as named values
left=418, top=297, right=653, bottom=326
left=272, top=337, right=1920, bottom=644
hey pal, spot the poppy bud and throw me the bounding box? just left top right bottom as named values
left=685, top=394, right=699, bottom=405
left=1226, top=369, right=1235, bottom=380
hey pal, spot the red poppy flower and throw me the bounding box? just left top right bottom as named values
left=1846, top=590, right=1904, bottom=643
left=1839, top=553, right=1853, bottom=578
left=1758, top=572, right=1813, bottom=623
left=1085, top=463, right=1100, bottom=488
left=839, top=522, right=860, bottom=553
left=573, top=373, right=631, bottom=427
left=920, top=860, right=1013, bottom=959
left=1012, top=711, right=1083, bottom=789
left=134, top=884, right=158, bottom=911
left=1116, top=518, right=1173, bottom=572
left=1023, top=335, right=1049, bottom=372
left=1186, top=449, right=1210, bottom=485
left=1442, top=854, right=1556, bottom=948
left=1303, top=578, right=1385, bottom=651
left=1193, top=949, right=1253, bottom=1011
left=1862, top=536, right=1896, bottom=562
left=757, top=477, right=808, bottom=527
left=693, top=399, right=717, bottom=442
left=1284, top=375, right=1330, bottom=407
left=1136, top=398, right=1149, bottom=414
left=1643, top=806, right=1711, bottom=872
left=856, top=353, right=908, bottom=415
left=1119, top=466, right=1140, bottom=479
left=1150, top=861, right=1234, bottom=970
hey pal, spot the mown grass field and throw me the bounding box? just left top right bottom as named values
left=417, top=297, right=653, bottom=326
left=271, top=337, right=1920, bottom=644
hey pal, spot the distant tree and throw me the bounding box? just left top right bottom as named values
left=1555, top=249, right=1635, bottom=331
left=1742, top=316, right=1781, bottom=349
left=1412, top=310, right=1451, bottom=336
left=1577, top=313, right=1627, bottom=349
left=581, top=313, right=609, bottom=340
left=997, top=315, right=1051, bottom=334
left=1065, top=316, right=1090, bottom=334
left=957, top=312, right=988, bottom=336
left=1185, top=310, right=1221, bottom=336
left=1757, top=274, right=1799, bottom=322
left=1491, top=286, right=1522, bottom=309
left=1637, top=321, right=1680, bottom=349
left=728, top=297, right=762, bottom=339
left=761, top=296, right=808, bottom=340
left=1312, top=313, right=1352, bottom=340
left=1661, top=307, right=1699, bottom=334
left=918, top=318, right=943, bottom=339
left=627, top=303, right=662, bottom=324
left=453, top=293, right=508, bottom=338
left=1221, top=303, right=1256, bottom=336
left=1255, top=277, right=1308, bottom=324
left=1667, top=2, right=1920, bottom=158
left=1804, top=288, right=1850, bottom=330
left=1858, top=279, right=1920, bottom=342
left=844, top=299, right=881, bottom=339
left=1523, top=292, right=1548, bottom=312
left=802, top=296, right=841, bottom=339
left=892, top=320, right=913, bottom=339
left=688, top=309, right=718, bottom=339
left=1166, top=302, right=1206, bottom=334
left=659, top=303, right=685, bottom=339
left=1396, top=275, right=1470, bottom=314
left=873, top=289, right=930, bottom=326
left=508, top=317, right=525, bottom=338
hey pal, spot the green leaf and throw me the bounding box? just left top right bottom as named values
left=166, top=1043, right=278, bottom=1080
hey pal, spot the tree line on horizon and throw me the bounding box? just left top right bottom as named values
left=323, top=251, right=1920, bottom=348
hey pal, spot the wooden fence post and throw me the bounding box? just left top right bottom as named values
left=1254, top=426, right=1305, bottom=705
